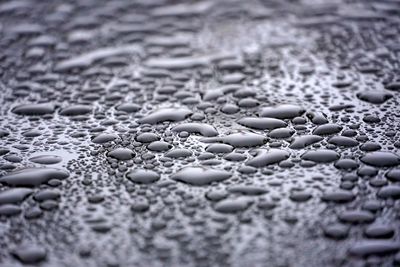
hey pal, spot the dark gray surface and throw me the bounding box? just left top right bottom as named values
left=1, top=0, right=400, bottom=266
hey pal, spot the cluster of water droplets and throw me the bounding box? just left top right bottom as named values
left=0, top=0, right=400, bottom=266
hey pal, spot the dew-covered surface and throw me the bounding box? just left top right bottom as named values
left=1, top=0, right=400, bottom=266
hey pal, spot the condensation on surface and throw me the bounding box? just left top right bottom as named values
left=0, top=0, right=400, bottom=266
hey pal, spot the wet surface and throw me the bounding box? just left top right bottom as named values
left=0, top=0, right=400, bottom=266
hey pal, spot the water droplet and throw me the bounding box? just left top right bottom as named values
left=171, top=166, right=232, bottom=186
left=126, top=169, right=160, bottom=184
